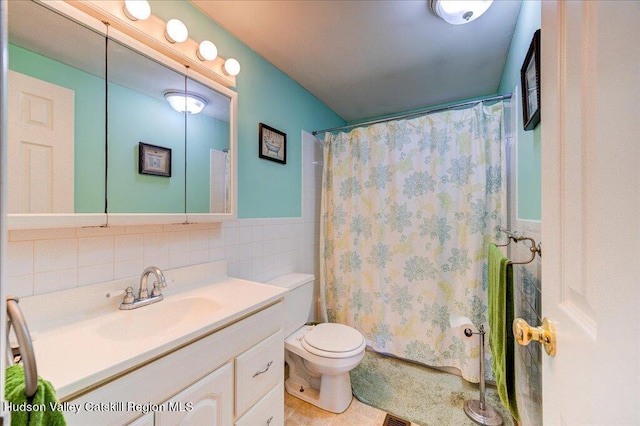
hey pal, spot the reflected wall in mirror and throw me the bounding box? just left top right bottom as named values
left=106, top=38, right=186, bottom=214
left=7, top=1, right=106, bottom=214
left=186, top=77, right=231, bottom=214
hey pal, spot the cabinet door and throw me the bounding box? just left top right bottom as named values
left=155, top=362, right=233, bottom=426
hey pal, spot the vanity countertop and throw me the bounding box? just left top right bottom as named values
left=16, top=261, right=287, bottom=400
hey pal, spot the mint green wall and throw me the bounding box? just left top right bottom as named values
left=149, top=1, right=345, bottom=218
left=498, top=0, right=542, bottom=221
left=8, top=44, right=106, bottom=213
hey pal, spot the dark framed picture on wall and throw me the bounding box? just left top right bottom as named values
left=139, top=142, right=171, bottom=177
left=259, top=123, right=286, bottom=164
left=521, top=29, right=541, bottom=131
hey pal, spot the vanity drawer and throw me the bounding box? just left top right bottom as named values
left=235, top=382, right=284, bottom=426
left=235, top=329, right=284, bottom=417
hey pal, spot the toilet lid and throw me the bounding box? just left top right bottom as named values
left=301, top=323, right=365, bottom=356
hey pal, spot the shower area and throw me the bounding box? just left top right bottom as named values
left=308, top=94, right=542, bottom=425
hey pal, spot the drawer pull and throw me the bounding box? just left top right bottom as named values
left=267, top=416, right=274, bottom=425
left=252, top=360, right=273, bottom=378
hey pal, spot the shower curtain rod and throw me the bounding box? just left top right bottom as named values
left=311, top=93, right=512, bottom=136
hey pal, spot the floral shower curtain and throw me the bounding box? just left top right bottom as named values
left=320, top=102, right=506, bottom=382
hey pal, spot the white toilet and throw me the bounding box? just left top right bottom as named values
left=267, top=273, right=366, bottom=413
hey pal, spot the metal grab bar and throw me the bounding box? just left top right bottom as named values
left=6, top=297, right=38, bottom=398
left=496, top=226, right=542, bottom=265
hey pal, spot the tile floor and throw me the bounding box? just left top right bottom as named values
left=284, top=392, right=415, bottom=426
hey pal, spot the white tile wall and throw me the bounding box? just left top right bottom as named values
left=6, top=132, right=324, bottom=304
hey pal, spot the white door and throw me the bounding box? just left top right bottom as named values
left=540, top=1, right=640, bottom=425
left=7, top=70, right=74, bottom=213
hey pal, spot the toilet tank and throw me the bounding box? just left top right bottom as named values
left=267, top=273, right=315, bottom=337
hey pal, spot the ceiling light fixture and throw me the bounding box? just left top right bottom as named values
left=429, top=0, right=493, bottom=25
left=197, top=40, right=218, bottom=61
left=122, top=0, right=151, bottom=21
left=164, top=91, right=208, bottom=114
left=223, top=58, right=241, bottom=76
left=164, top=19, right=188, bottom=43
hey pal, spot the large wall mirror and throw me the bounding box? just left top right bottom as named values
left=7, top=0, right=237, bottom=229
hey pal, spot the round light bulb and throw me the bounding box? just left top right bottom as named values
left=165, top=19, right=188, bottom=43
left=197, top=40, right=218, bottom=61
left=123, top=0, right=151, bottom=21
left=223, top=58, right=241, bottom=76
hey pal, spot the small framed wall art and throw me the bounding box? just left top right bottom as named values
left=139, top=142, right=171, bottom=177
left=258, top=123, right=286, bottom=164
left=520, top=29, right=541, bottom=131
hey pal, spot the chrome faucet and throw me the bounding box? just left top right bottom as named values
left=107, top=266, right=167, bottom=310
left=139, top=266, right=167, bottom=300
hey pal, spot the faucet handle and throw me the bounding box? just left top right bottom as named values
left=123, top=287, right=135, bottom=304
left=151, top=281, right=163, bottom=297
left=107, top=287, right=135, bottom=307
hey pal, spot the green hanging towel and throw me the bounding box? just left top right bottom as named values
left=5, top=364, right=66, bottom=426
left=488, top=243, right=520, bottom=423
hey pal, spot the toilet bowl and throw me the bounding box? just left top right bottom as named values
left=267, top=274, right=366, bottom=413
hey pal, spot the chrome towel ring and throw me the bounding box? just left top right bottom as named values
left=6, top=297, right=38, bottom=398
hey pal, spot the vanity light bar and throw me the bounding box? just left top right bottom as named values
left=65, top=0, right=238, bottom=88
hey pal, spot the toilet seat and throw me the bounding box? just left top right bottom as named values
left=301, top=323, right=365, bottom=359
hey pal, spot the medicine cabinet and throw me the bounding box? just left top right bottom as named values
left=7, top=0, right=237, bottom=229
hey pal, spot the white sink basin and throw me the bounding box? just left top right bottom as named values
left=96, top=297, right=221, bottom=341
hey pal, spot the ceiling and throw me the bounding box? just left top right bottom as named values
left=190, top=0, right=522, bottom=123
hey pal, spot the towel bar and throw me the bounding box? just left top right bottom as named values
left=6, top=297, right=38, bottom=398
left=496, top=227, right=542, bottom=265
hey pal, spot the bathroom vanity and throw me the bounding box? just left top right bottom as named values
left=16, top=261, right=286, bottom=425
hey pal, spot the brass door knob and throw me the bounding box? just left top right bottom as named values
left=513, top=317, right=557, bottom=357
